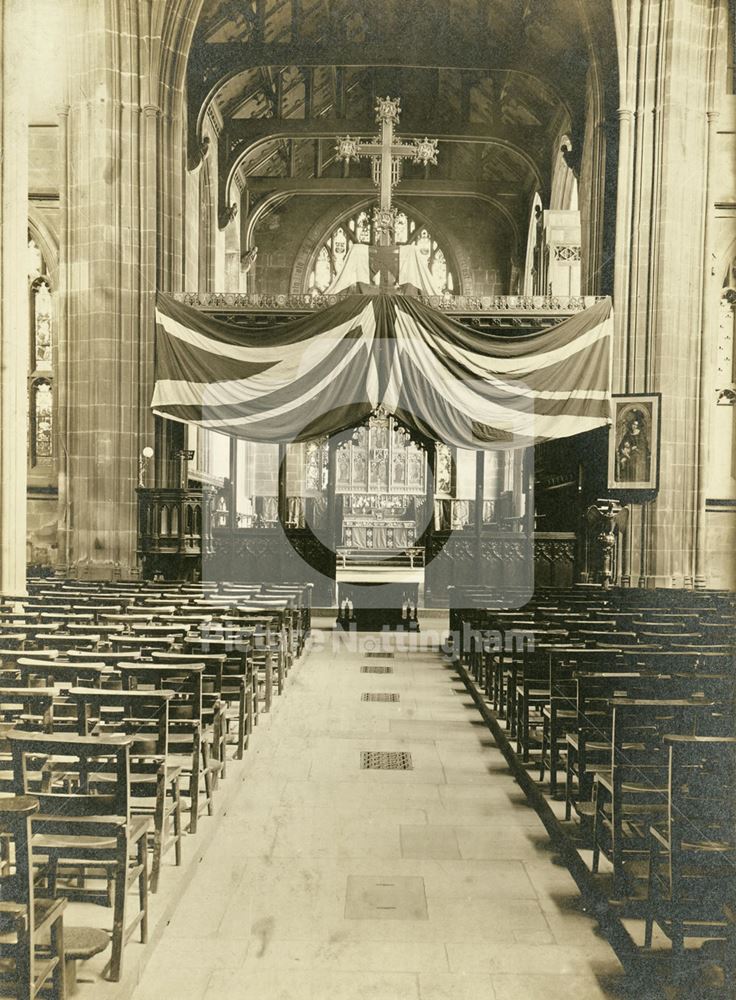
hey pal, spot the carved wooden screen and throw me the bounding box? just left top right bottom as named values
left=335, top=413, right=425, bottom=496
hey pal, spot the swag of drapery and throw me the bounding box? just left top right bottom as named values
left=152, top=291, right=613, bottom=451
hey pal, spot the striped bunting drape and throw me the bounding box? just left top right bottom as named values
left=152, top=292, right=613, bottom=450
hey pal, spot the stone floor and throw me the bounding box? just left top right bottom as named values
left=128, top=627, right=626, bottom=1000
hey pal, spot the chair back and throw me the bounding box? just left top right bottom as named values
left=7, top=730, right=132, bottom=824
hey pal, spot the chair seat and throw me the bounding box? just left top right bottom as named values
left=62, top=925, right=109, bottom=960
left=33, top=813, right=152, bottom=851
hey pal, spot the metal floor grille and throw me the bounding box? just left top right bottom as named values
left=366, top=652, right=395, bottom=658
left=361, top=665, right=394, bottom=674
left=361, top=751, right=413, bottom=770
left=361, top=692, right=400, bottom=702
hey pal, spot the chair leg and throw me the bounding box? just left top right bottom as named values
left=252, top=676, right=259, bottom=722
left=48, top=855, right=59, bottom=898
left=522, top=701, right=530, bottom=762
left=219, top=709, right=227, bottom=779
left=137, top=835, right=149, bottom=943
left=189, top=743, right=201, bottom=835
left=671, top=921, right=686, bottom=985
left=564, top=755, right=574, bottom=821
left=16, top=920, right=33, bottom=1000
left=210, top=716, right=222, bottom=789
left=171, top=776, right=183, bottom=867
left=50, top=913, right=66, bottom=1000
left=150, top=775, right=166, bottom=894
left=202, top=743, right=215, bottom=817
left=237, top=685, right=246, bottom=759
left=246, top=687, right=253, bottom=742
left=539, top=720, right=547, bottom=782
left=109, top=840, right=129, bottom=982
left=550, top=730, right=558, bottom=798
left=276, top=647, right=284, bottom=696
left=591, top=785, right=602, bottom=874
left=265, top=652, right=273, bottom=712
left=644, top=832, right=658, bottom=949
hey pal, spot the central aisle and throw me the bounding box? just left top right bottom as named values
left=131, top=629, right=624, bottom=1000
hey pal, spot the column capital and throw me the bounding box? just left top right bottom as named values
left=616, top=107, right=635, bottom=123
left=142, top=103, right=161, bottom=118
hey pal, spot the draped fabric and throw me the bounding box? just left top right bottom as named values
left=152, top=292, right=613, bottom=450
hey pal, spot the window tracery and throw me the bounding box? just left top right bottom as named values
left=27, top=235, right=54, bottom=466
left=307, top=207, right=455, bottom=293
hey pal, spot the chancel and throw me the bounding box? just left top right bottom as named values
left=0, top=2, right=734, bottom=999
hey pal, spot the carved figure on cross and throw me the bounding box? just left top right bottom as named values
left=335, top=96, right=439, bottom=247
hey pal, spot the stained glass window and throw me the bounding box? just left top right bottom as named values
left=31, top=380, right=53, bottom=461
left=28, top=232, right=54, bottom=466
left=355, top=211, right=371, bottom=243
left=308, top=206, right=456, bottom=293
left=32, top=279, right=53, bottom=371
left=394, top=212, right=408, bottom=243
left=310, top=246, right=332, bottom=291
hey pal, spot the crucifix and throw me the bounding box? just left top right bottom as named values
left=335, top=97, right=439, bottom=277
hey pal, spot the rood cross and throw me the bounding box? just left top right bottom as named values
left=335, top=96, right=439, bottom=246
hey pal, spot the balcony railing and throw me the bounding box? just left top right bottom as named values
left=174, top=291, right=604, bottom=314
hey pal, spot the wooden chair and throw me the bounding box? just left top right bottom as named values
left=109, top=635, right=175, bottom=655
left=30, top=634, right=100, bottom=654
left=50, top=649, right=142, bottom=670
left=185, top=630, right=275, bottom=714
left=645, top=736, right=736, bottom=984
left=591, top=698, right=719, bottom=897
left=130, top=623, right=189, bottom=642
left=564, top=671, right=652, bottom=825
left=67, top=687, right=184, bottom=893
left=539, top=647, right=631, bottom=797
left=513, top=645, right=565, bottom=762
left=0, top=634, right=31, bottom=652
left=152, top=650, right=254, bottom=759
left=16, top=658, right=107, bottom=690
left=7, top=730, right=152, bottom=982
left=213, top=615, right=284, bottom=705
left=118, top=663, right=222, bottom=834
left=0, top=796, right=66, bottom=1000
left=0, top=687, right=57, bottom=735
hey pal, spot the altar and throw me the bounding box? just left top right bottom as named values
left=342, top=517, right=415, bottom=549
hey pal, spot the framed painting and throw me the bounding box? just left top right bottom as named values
left=607, top=393, right=661, bottom=493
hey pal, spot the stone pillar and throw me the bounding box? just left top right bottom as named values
left=612, top=0, right=721, bottom=587
left=693, top=97, right=720, bottom=587
left=474, top=451, right=484, bottom=582
left=60, top=0, right=199, bottom=578
left=63, top=10, right=143, bottom=578
left=0, top=0, right=29, bottom=594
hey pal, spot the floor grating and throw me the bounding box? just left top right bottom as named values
left=361, top=692, right=400, bottom=702
left=361, top=665, right=394, bottom=674
left=360, top=751, right=413, bottom=770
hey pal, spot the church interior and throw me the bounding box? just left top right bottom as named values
left=0, top=0, right=735, bottom=997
